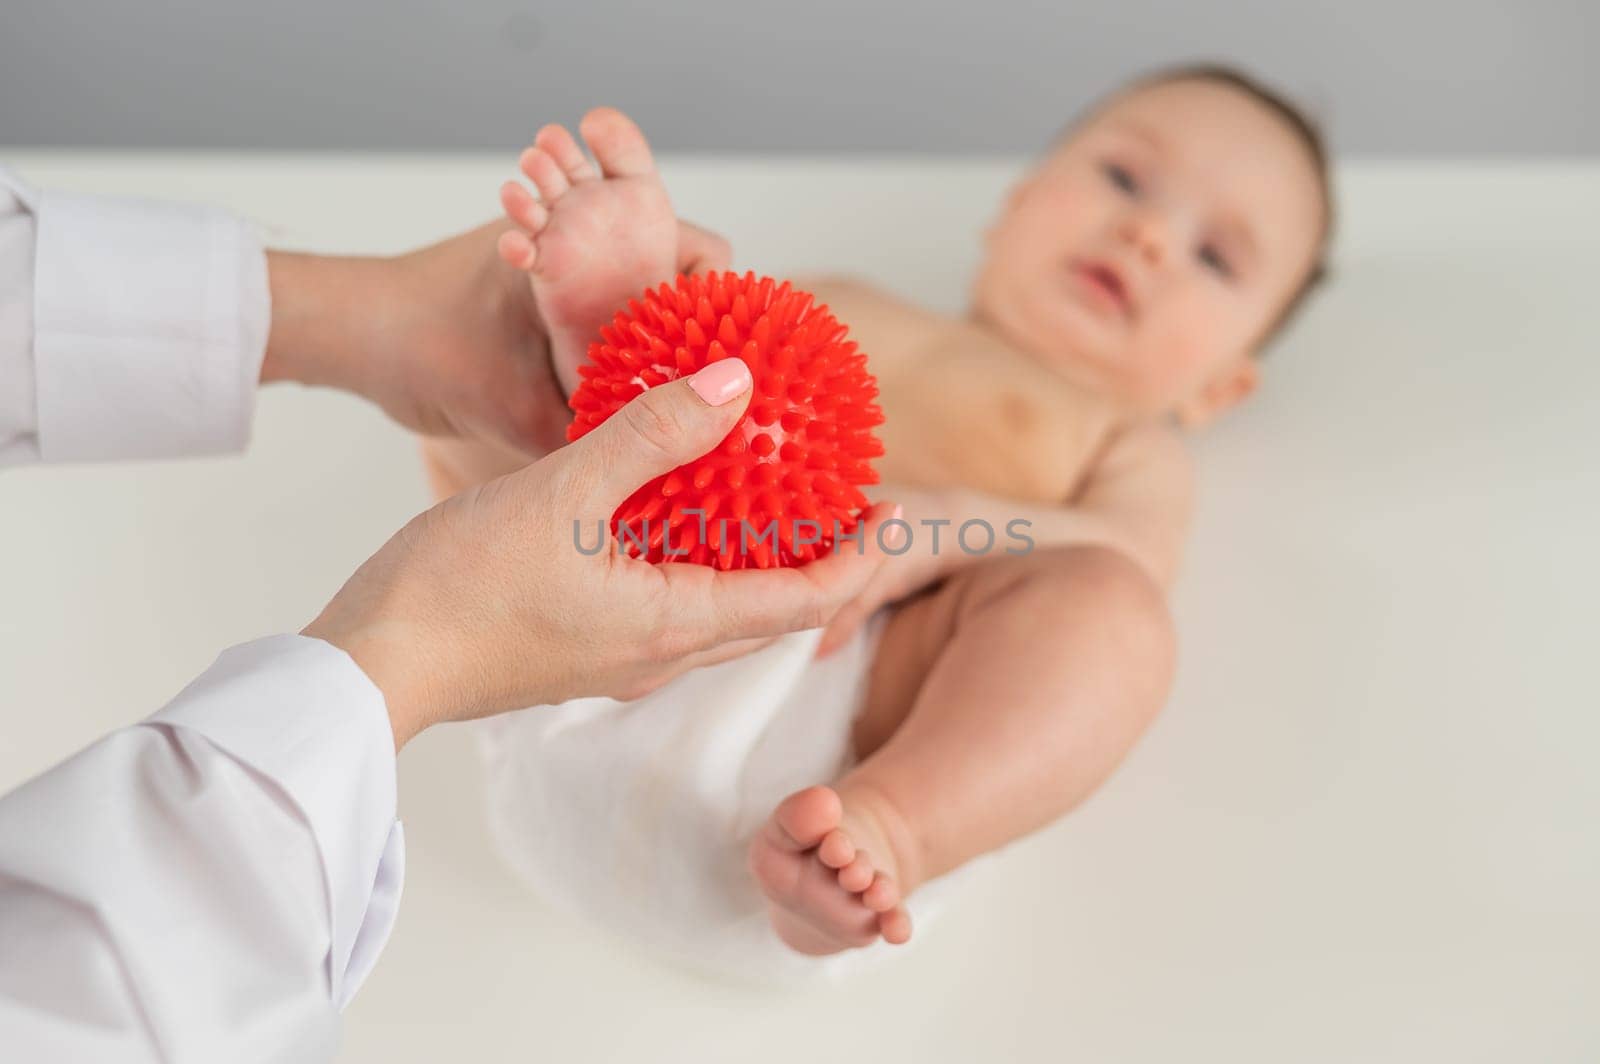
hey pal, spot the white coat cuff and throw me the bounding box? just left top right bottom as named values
left=150, top=634, right=404, bottom=1010
left=32, top=186, right=268, bottom=461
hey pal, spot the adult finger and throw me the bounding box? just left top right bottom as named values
left=658, top=501, right=903, bottom=649
left=560, top=360, right=753, bottom=517
left=634, top=635, right=781, bottom=697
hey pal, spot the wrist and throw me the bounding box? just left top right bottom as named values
left=261, top=249, right=403, bottom=396
left=303, top=615, right=433, bottom=752
left=301, top=545, right=458, bottom=751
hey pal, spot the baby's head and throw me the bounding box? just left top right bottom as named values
left=973, top=66, right=1332, bottom=426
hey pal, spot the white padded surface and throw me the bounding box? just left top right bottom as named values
left=2, top=153, right=1596, bottom=1062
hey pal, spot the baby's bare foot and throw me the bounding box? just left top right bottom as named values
left=496, top=107, right=677, bottom=397
left=747, top=785, right=913, bottom=956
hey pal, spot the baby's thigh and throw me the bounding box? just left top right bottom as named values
left=851, top=551, right=1042, bottom=758
left=851, top=546, right=1170, bottom=759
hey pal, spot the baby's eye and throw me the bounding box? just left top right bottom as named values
left=1101, top=161, right=1139, bottom=196
left=1197, top=243, right=1233, bottom=279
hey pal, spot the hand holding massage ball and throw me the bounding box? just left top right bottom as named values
left=566, top=272, right=885, bottom=569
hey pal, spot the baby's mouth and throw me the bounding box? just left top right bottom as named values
left=1069, top=259, right=1134, bottom=319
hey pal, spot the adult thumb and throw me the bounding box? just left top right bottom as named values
left=569, top=357, right=754, bottom=515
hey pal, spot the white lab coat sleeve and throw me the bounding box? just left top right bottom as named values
left=0, top=165, right=269, bottom=466
left=0, top=635, right=405, bottom=1064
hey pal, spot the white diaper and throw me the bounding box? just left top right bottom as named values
left=475, top=615, right=969, bottom=983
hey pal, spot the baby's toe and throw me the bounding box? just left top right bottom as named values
left=496, top=229, right=537, bottom=271
left=878, top=906, right=913, bottom=945
left=499, top=181, right=548, bottom=234
left=535, top=124, right=596, bottom=184
left=766, top=785, right=843, bottom=854
left=519, top=146, right=571, bottom=204
left=862, top=872, right=901, bottom=913
left=817, top=829, right=856, bottom=870
left=580, top=106, right=657, bottom=179
left=837, top=853, right=875, bottom=893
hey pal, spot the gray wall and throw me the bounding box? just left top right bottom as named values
left=2, top=0, right=1594, bottom=155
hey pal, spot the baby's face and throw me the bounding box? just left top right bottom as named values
left=972, top=78, right=1326, bottom=423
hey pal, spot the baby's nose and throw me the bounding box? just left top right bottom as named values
left=1117, top=208, right=1168, bottom=264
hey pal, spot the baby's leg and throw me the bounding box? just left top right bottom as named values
left=748, top=546, right=1175, bottom=955
left=422, top=434, right=532, bottom=499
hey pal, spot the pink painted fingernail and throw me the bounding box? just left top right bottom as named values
left=687, top=359, right=752, bottom=406
left=883, top=505, right=907, bottom=550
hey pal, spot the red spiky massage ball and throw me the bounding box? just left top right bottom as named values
left=566, top=271, right=885, bottom=570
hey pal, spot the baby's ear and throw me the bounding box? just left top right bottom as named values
left=1175, top=357, right=1259, bottom=428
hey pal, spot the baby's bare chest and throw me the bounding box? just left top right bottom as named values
left=811, top=281, right=1113, bottom=503
left=877, top=356, right=1109, bottom=503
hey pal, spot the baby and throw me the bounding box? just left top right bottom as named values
left=425, top=65, right=1331, bottom=967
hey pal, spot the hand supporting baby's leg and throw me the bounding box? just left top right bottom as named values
left=423, top=108, right=679, bottom=500
left=749, top=546, right=1176, bottom=955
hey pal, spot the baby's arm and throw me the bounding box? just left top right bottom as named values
left=936, top=423, right=1191, bottom=585
left=1064, top=423, right=1193, bottom=585
left=819, top=423, right=1191, bottom=654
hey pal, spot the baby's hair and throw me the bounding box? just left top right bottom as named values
left=1077, top=63, right=1335, bottom=353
